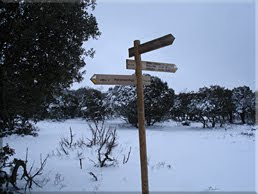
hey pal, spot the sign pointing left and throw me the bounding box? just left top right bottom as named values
left=90, top=74, right=151, bottom=85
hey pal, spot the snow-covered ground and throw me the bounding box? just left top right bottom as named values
left=3, top=119, right=256, bottom=192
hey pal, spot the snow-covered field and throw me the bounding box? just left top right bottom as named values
left=3, top=119, right=256, bottom=192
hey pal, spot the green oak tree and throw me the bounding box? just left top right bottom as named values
left=0, top=1, right=100, bottom=136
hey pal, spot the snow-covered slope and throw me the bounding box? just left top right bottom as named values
left=3, top=119, right=255, bottom=192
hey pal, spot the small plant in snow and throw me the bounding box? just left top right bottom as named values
left=58, top=127, right=76, bottom=155
left=76, top=151, right=84, bottom=169
left=53, top=172, right=66, bottom=190
left=151, top=161, right=172, bottom=170
left=240, top=132, right=254, bottom=137
left=97, top=127, right=118, bottom=167
left=62, top=127, right=75, bottom=148
left=207, top=186, right=219, bottom=191
left=122, top=147, right=131, bottom=164
left=0, top=145, right=49, bottom=192
left=87, top=121, right=118, bottom=167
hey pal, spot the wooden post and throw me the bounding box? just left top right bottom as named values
left=134, top=40, right=149, bottom=194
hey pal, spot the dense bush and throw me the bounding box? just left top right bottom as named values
left=172, top=85, right=255, bottom=128
left=46, top=87, right=111, bottom=123
left=80, top=88, right=111, bottom=122
left=107, top=76, right=174, bottom=127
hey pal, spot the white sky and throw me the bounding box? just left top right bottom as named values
left=71, top=0, right=255, bottom=94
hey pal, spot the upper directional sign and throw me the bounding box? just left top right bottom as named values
left=90, top=74, right=151, bottom=85
left=128, top=34, right=175, bottom=57
left=126, top=59, right=177, bottom=73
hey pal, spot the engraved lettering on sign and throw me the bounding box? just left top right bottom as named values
left=126, top=59, right=177, bottom=73
left=90, top=74, right=151, bottom=85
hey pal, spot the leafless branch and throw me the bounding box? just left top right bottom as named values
left=88, top=172, right=98, bottom=181
left=68, top=127, right=74, bottom=148
left=59, top=141, right=69, bottom=155
left=8, top=153, right=49, bottom=192
left=88, top=157, right=98, bottom=166
left=123, top=147, right=131, bottom=164
left=25, top=147, right=28, bottom=164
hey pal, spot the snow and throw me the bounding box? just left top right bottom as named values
left=3, top=119, right=256, bottom=192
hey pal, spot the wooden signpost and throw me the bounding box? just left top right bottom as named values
left=128, top=34, right=175, bottom=194
left=90, top=33, right=177, bottom=194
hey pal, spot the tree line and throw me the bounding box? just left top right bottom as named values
left=40, top=76, right=255, bottom=129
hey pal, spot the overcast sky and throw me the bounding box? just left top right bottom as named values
left=71, top=0, right=255, bottom=94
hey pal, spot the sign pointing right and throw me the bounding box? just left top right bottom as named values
left=126, top=59, right=177, bottom=73
left=128, top=34, right=175, bottom=57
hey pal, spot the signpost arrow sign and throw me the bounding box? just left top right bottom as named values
left=90, top=74, right=151, bottom=85
left=126, top=59, right=177, bottom=73
left=128, top=34, right=175, bottom=57
left=90, top=33, right=177, bottom=194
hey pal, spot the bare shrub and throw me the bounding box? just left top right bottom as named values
left=22, top=154, right=49, bottom=191
left=97, top=128, right=117, bottom=167
left=58, top=127, right=76, bottom=155
left=0, top=144, right=15, bottom=191
left=87, top=121, right=118, bottom=167
left=75, top=136, right=87, bottom=148
left=86, top=121, right=104, bottom=147
left=1, top=147, right=49, bottom=192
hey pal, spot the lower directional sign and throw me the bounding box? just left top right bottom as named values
left=126, top=59, right=177, bottom=73
left=90, top=74, right=151, bottom=85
